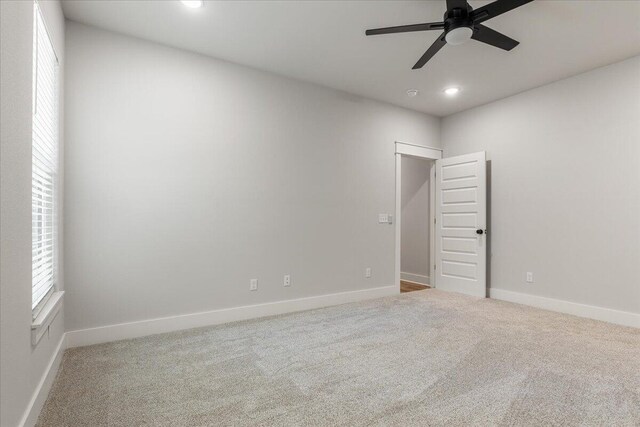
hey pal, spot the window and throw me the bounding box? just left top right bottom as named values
left=32, top=2, right=59, bottom=316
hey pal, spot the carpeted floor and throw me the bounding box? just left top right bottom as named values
left=37, top=289, right=640, bottom=426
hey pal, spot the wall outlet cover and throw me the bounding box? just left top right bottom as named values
left=250, top=279, right=258, bottom=291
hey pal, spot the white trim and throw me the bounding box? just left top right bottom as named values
left=401, top=272, right=430, bottom=286
left=32, top=288, right=54, bottom=322
left=19, top=334, right=66, bottom=427
left=66, top=285, right=398, bottom=348
left=489, top=288, right=640, bottom=329
left=429, top=164, right=436, bottom=288
left=31, top=291, right=64, bottom=345
left=395, top=141, right=443, bottom=152
left=395, top=142, right=442, bottom=160
left=394, top=153, right=402, bottom=291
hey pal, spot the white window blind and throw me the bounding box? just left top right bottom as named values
left=32, top=2, right=59, bottom=313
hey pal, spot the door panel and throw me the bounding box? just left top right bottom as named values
left=435, top=152, right=486, bottom=297
left=442, top=187, right=477, bottom=204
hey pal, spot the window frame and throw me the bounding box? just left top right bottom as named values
left=31, top=0, right=60, bottom=320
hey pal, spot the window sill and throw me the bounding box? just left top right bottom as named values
left=32, top=291, right=64, bottom=346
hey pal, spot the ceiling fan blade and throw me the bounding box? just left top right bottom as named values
left=471, top=0, right=534, bottom=24
left=366, top=22, right=444, bottom=36
left=412, top=33, right=447, bottom=69
left=471, top=24, right=519, bottom=51
left=446, top=0, right=468, bottom=11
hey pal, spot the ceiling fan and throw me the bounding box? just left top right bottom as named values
left=366, top=0, right=534, bottom=69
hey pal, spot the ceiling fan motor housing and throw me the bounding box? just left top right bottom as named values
left=444, top=4, right=474, bottom=34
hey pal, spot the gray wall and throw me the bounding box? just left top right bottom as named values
left=63, top=23, right=441, bottom=332
left=401, top=157, right=432, bottom=283
left=0, top=1, right=65, bottom=426
left=442, top=56, right=640, bottom=314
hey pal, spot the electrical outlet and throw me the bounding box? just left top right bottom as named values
left=283, top=274, right=291, bottom=287
left=365, top=268, right=371, bottom=278
left=250, top=279, right=258, bottom=291
left=526, top=272, right=534, bottom=283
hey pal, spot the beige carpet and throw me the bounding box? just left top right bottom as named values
left=37, top=290, right=640, bottom=426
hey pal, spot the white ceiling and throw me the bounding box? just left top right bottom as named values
left=61, top=0, right=640, bottom=117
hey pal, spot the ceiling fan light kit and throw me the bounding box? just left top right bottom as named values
left=445, top=27, right=473, bottom=45
left=366, top=0, right=534, bottom=69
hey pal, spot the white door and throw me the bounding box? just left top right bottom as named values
left=434, top=152, right=487, bottom=297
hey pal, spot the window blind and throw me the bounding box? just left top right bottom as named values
left=32, top=2, right=59, bottom=313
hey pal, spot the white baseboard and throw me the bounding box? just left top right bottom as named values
left=66, top=285, right=398, bottom=348
left=489, top=288, right=639, bottom=329
left=20, top=334, right=66, bottom=427
left=400, top=272, right=430, bottom=286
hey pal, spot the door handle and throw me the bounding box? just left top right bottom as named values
left=476, top=229, right=485, bottom=235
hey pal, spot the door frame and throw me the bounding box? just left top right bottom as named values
left=394, top=142, right=442, bottom=292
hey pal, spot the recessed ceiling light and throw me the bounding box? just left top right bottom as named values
left=180, top=0, right=203, bottom=8
left=406, top=89, right=419, bottom=98
left=443, top=87, right=461, bottom=96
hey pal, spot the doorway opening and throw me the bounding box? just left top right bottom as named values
left=394, top=142, right=442, bottom=293
left=400, top=156, right=434, bottom=293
